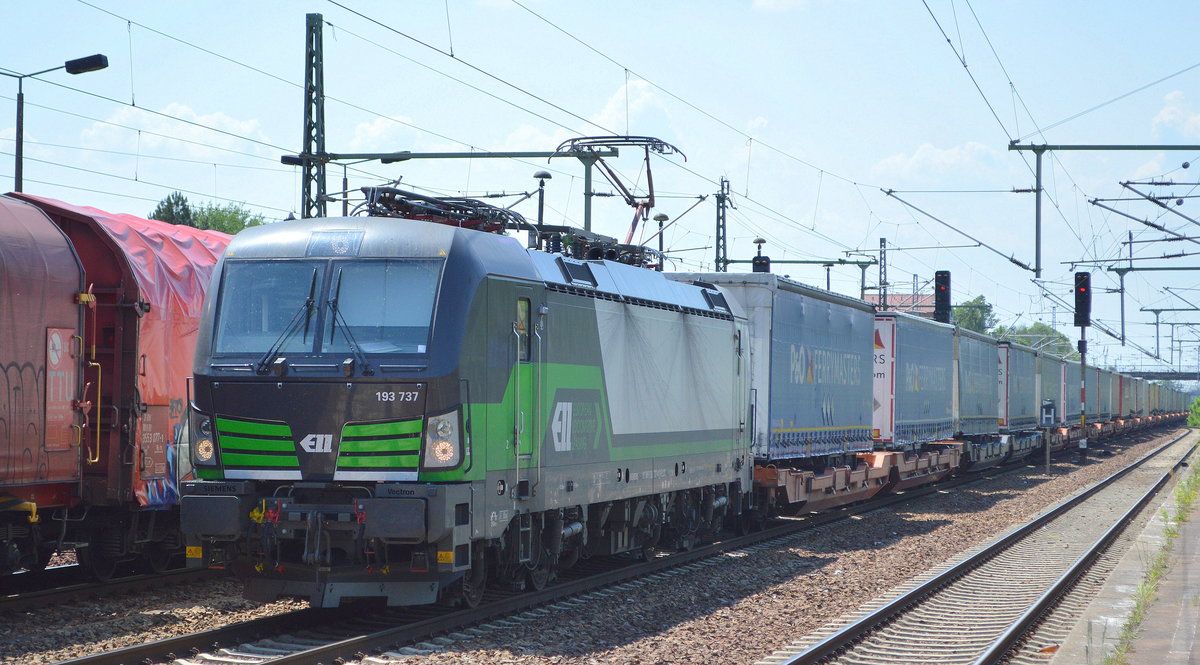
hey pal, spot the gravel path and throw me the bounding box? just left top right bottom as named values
left=0, top=430, right=1183, bottom=665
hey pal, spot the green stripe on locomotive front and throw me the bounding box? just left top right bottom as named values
left=338, top=419, right=423, bottom=471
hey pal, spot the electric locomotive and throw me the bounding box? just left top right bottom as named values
left=182, top=190, right=752, bottom=607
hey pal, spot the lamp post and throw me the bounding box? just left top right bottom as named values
left=653, top=213, right=668, bottom=271
left=533, top=170, right=551, bottom=227
left=1, top=54, right=108, bottom=192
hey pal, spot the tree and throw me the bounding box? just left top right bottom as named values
left=953, top=295, right=997, bottom=333
left=148, top=193, right=263, bottom=234
left=1187, top=396, right=1200, bottom=427
left=148, top=191, right=194, bottom=227
left=992, top=321, right=1077, bottom=359
left=193, top=202, right=265, bottom=234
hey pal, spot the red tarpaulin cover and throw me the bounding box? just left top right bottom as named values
left=17, top=195, right=231, bottom=406
left=13, top=194, right=231, bottom=507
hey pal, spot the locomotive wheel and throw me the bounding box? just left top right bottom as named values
left=525, top=523, right=556, bottom=591
left=493, top=564, right=526, bottom=591
left=526, top=546, right=553, bottom=591
left=460, top=546, right=488, bottom=608
left=441, top=545, right=488, bottom=608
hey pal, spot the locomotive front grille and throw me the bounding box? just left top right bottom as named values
left=335, top=418, right=422, bottom=478
left=215, top=417, right=300, bottom=472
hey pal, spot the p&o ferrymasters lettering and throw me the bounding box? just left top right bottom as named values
left=789, top=344, right=863, bottom=386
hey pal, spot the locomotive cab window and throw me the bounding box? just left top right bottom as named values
left=212, top=258, right=442, bottom=356
left=213, top=260, right=326, bottom=355
left=325, top=259, right=441, bottom=355
left=516, top=298, right=531, bottom=362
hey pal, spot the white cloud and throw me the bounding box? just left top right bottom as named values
left=81, top=103, right=272, bottom=159
left=871, top=141, right=1001, bottom=182
left=591, top=79, right=666, bottom=135
left=348, top=116, right=419, bottom=152
left=498, top=123, right=573, bottom=154
left=1153, top=91, right=1200, bottom=138
left=747, top=116, right=768, bottom=133
left=1131, top=154, right=1166, bottom=181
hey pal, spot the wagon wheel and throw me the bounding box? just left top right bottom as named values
left=81, top=531, right=121, bottom=581
left=80, top=545, right=118, bottom=581
left=144, top=543, right=175, bottom=573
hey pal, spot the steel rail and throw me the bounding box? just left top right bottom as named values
left=50, top=426, right=1182, bottom=665
left=972, top=434, right=1196, bottom=664
left=774, top=429, right=1192, bottom=665
left=0, top=567, right=220, bottom=614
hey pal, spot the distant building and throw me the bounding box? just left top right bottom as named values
left=862, top=293, right=935, bottom=316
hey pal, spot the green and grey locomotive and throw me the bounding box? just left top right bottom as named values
left=181, top=191, right=752, bottom=607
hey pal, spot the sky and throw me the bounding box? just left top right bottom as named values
left=4, top=1, right=1200, bottom=381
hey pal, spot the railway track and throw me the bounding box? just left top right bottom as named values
left=757, top=428, right=1196, bottom=665
left=0, top=567, right=221, bottom=614
left=46, top=430, right=1179, bottom=665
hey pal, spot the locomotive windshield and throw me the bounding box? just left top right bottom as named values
left=212, top=258, right=442, bottom=356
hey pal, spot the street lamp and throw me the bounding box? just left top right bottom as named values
left=653, top=213, right=668, bottom=271
left=1, top=54, right=108, bottom=192
left=533, top=170, right=551, bottom=227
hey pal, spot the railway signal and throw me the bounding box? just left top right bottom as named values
left=752, top=237, right=771, bottom=273
left=933, top=270, right=951, bottom=323
left=1074, top=272, right=1091, bottom=327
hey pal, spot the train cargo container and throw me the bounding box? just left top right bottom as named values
left=1118, top=374, right=1134, bottom=417
left=673, top=273, right=875, bottom=462
left=1038, top=353, right=1065, bottom=426
left=873, top=312, right=954, bottom=447
left=0, top=195, right=85, bottom=572
left=1096, top=369, right=1111, bottom=421
left=997, top=342, right=1037, bottom=431
left=1061, top=361, right=1103, bottom=423
left=6, top=193, right=229, bottom=577
left=953, top=328, right=998, bottom=437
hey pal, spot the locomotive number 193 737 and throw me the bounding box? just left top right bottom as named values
left=375, top=391, right=420, bottom=402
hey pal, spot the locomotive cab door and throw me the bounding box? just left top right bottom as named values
left=511, top=289, right=540, bottom=500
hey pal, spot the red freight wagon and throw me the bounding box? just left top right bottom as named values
left=1, top=193, right=230, bottom=577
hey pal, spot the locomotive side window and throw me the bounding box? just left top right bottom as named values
left=325, top=259, right=441, bottom=355
left=516, top=298, right=531, bottom=362
left=213, top=260, right=325, bottom=354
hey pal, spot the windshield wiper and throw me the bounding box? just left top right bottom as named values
left=327, top=268, right=373, bottom=376
left=255, top=268, right=318, bottom=375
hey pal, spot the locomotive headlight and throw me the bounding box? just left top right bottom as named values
left=194, top=437, right=216, bottom=464
left=190, top=409, right=218, bottom=467
left=424, top=411, right=461, bottom=468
